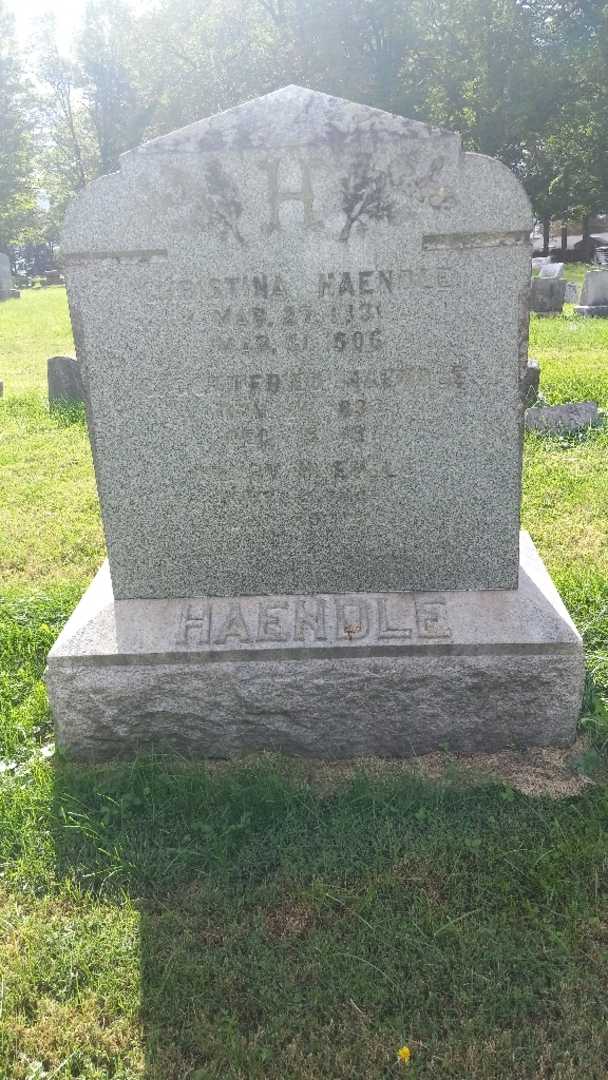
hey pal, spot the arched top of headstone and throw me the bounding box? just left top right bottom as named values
left=62, top=84, right=530, bottom=254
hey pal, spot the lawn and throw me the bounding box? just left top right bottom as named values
left=1, top=287, right=608, bottom=1078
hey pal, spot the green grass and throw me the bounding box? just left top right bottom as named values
left=0, top=287, right=75, bottom=396
left=1, top=289, right=608, bottom=1078
left=0, top=396, right=104, bottom=593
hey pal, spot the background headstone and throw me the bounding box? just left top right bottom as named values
left=521, top=358, right=540, bottom=406
left=61, top=85, right=532, bottom=600
left=539, top=262, right=564, bottom=279
left=0, top=253, right=11, bottom=301
left=525, top=401, right=600, bottom=434
left=530, top=277, right=565, bottom=313
left=564, top=281, right=578, bottom=303
left=47, top=356, right=86, bottom=406
left=575, top=269, right=608, bottom=315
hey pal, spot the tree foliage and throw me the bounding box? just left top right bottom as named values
left=5, top=0, right=607, bottom=244
left=0, top=1, right=36, bottom=251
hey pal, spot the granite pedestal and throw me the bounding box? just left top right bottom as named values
left=45, top=533, right=583, bottom=761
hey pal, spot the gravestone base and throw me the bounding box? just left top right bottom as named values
left=45, top=533, right=584, bottom=762
left=574, top=304, right=608, bottom=317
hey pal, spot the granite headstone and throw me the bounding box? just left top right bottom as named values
left=539, top=262, right=564, bottom=279
left=521, top=358, right=540, bottom=406
left=575, top=269, right=608, bottom=316
left=46, top=87, right=584, bottom=761
left=47, top=356, right=86, bottom=406
left=0, top=253, right=11, bottom=301
left=525, top=401, right=600, bottom=434
left=59, top=85, right=532, bottom=599
left=530, top=277, right=565, bottom=313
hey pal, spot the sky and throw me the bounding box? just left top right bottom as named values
left=6, top=0, right=86, bottom=52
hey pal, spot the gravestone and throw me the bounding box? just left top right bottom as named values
left=539, top=262, right=564, bottom=279
left=530, top=277, right=565, bottom=313
left=564, top=281, right=578, bottom=303
left=575, top=269, right=608, bottom=315
left=0, top=253, right=11, bottom=301
left=47, top=356, right=86, bottom=406
left=521, top=358, right=540, bottom=406
left=45, top=86, right=583, bottom=761
left=525, top=401, right=600, bottom=434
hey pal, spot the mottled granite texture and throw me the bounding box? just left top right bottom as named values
left=45, top=533, right=583, bottom=761
left=525, top=401, right=600, bottom=434
left=47, top=356, right=85, bottom=406
left=62, top=85, right=532, bottom=599
left=575, top=269, right=608, bottom=315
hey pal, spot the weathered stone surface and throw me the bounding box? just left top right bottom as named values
left=575, top=269, right=608, bottom=315
left=521, top=358, right=540, bottom=406
left=564, top=281, right=578, bottom=303
left=45, top=533, right=583, bottom=761
left=47, top=356, right=85, bottom=406
left=62, top=85, right=532, bottom=599
left=539, top=262, right=564, bottom=278
left=530, top=277, right=565, bottom=313
left=525, top=401, right=600, bottom=434
left=0, top=253, right=11, bottom=301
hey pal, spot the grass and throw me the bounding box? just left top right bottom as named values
left=0, top=287, right=608, bottom=1077
left=0, top=397, right=103, bottom=593
left=0, top=288, right=75, bottom=396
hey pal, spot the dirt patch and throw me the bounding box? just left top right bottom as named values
left=264, top=902, right=316, bottom=939
left=307, top=737, right=593, bottom=799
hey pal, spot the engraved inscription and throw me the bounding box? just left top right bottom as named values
left=415, top=598, right=452, bottom=639
left=176, top=604, right=211, bottom=646
left=336, top=598, right=369, bottom=639
left=261, top=154, right=316, bottom=235
left=199, top=264, right=459, bottom=363
left=294, top=598, right=327, bottom=641
left=377, top=598, right=413, bottom=639
left=174, top=596, right=452, bottom=648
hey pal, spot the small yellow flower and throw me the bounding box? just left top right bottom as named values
left=397, top=1045, right=411, bottom=1065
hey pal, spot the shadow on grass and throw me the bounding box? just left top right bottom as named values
left=50, top=753, right=608, bottom=1079
left=49, top=399, right=88, bottom=427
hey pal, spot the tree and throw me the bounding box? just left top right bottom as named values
left=0, top=0, right=36, bottom=252
left=78, top=0, right=152, bottom=174
left=33, top=15, right=97, bottom=246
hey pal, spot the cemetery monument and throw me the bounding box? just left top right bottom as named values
left=530, top=276, right=565, bottom=313
left=47, top=356, right=86, bottom=407
left=0, top=253, right=12, bottom=301
left=45, top=86, right=584, bottom=760
left=575, top=268, right=608, bottom=316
